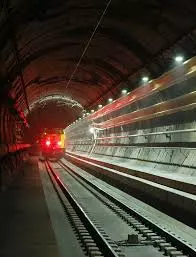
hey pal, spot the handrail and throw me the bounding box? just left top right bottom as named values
left=68, top=91, right=196, bottom=134
left=68, top=128, right=196, bottom=144
left=88, top=56, right=196, bottom=121
left=92, top=91, right=196, bottom=130
left=96, top=128, right=196, bottom=140
left=67, top=143, right=196, bottom=150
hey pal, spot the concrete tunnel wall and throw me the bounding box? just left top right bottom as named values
left=65, top=57, right=196, bottom=178
left=0, top=103, right=29, bottom=191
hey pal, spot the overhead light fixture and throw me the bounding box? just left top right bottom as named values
left=142, top=76, right=149, bottom=83
left=108, top=98, right=113, bottom=103
left=91, top=109, right=94, bottom=113
left=121, top=89, right=127, bottom=95
left=175, top=55, right=184, bottom=63
left=98, top=104, right=103, bottom=108
left=89, top=127, right=95, bottom=134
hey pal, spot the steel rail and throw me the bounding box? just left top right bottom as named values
left=45, top=161, right=120, bottom=257
left=59, top=160, right=196, bottom=257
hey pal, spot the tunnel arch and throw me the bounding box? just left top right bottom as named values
left=0, top=0, right=196, bottom=189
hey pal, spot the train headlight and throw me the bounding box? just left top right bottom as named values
left=46, top=140, right=51, bottom=146
left=89, top=127, right=95, bottom=134
left=175, top=55, right=184, bottom=63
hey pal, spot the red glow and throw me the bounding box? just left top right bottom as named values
left=46, top=140, right=51, bottom=146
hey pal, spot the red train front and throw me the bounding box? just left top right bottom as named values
left=40, top=128, right=65, bottom=159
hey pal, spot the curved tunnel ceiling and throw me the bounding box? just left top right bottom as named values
left=0, top=0, right=196, bottom=132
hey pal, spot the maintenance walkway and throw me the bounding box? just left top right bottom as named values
left=0, top=158, right=59, bottom=257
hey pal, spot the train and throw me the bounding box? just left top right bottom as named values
left=40, top=128, right=66, bottom=159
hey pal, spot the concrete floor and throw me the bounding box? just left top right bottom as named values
left=68, top=151, right=196, bottom=185
left=0, top=159, right=59, bottom=257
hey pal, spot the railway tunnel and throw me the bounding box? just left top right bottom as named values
left=0, top=1, right=196, bottom=257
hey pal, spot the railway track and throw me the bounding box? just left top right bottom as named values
left=44, top=160, right=120, bottom=257
left=43, top=159, right=196, bottom=257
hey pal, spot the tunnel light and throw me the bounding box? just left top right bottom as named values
left=98, top=104, right=103, bottom=109
left=142, top=76, right=149, bottom=83
left=175, top=55, right=184, bottom=63
left=89, top=127, right=95, bottom=134
left=121, top=89, right=127, bottom=95
left=91, top=109, right=95, bottom=113
left=86, top=112, right=90, bottom=115
left=79, top=117, right=81, bottom=120
left=108, top=98, right=113, bottom=103
left=46, top=140, right=51, bottom=146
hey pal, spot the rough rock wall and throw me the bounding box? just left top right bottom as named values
left=0, top=104, right=29, bottom=190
